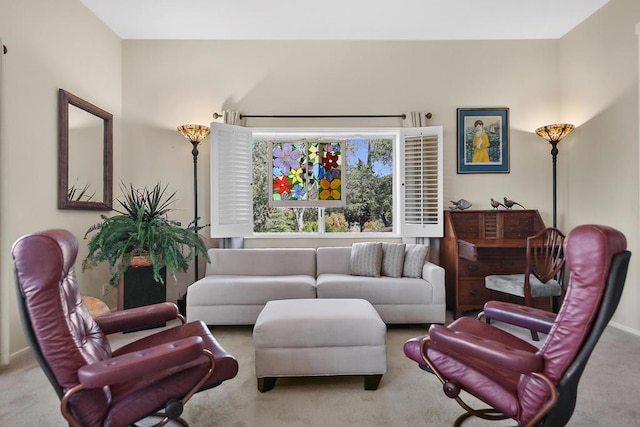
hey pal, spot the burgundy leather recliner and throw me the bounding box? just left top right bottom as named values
left=12, top=229, right=239, bottom=427
left=404, top=224, right=631, bottom=426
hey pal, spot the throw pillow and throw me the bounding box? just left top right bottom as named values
left=349, top=242, right=383, bottom=277
left=403, top=244, right=430, bottom=278
left=381, top=242, right=406, bottom=278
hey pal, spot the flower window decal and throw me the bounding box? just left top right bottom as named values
left=269, top=140, right=345, bottom=207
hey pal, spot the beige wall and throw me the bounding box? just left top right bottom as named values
left=123, top=39, right=560, bottom=223
left=0, top=0, right=122, bottom=359
left=122, top=38, right=559, bottom=304
left=122, top=36, right=560, bottom=302
left=559, top=0, right=640, bottom=331
left=2, top=0, right=640, bottom=359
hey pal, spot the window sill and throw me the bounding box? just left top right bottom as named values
left=248, top=232, right=401, bottom=239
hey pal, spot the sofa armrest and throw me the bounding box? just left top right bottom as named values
left=422, top=262, right=445, bottom=304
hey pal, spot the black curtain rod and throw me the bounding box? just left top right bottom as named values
left=241, top=114, right=407, bottom=119
left=212, top=112, right=433, bottom=120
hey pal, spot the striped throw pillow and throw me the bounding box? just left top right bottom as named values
left=349, top=242, right=383, bottom=277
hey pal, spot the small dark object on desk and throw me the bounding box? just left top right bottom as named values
left=450, top=199, right=472, bottom=210
left=490, top=198, right=506, bottom=210
left=504, top=197, right=525, bottom=209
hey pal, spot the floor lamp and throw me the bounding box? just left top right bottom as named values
left=534, top=123, right=575, bottom=229
left=177, top=124, right=211, bottom=283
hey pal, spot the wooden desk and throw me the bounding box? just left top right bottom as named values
left=457, top=238, right=528, bottom=261
left=441, top=210, right=549, bottom=318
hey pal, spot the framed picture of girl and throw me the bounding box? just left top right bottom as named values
left=457, top=107, right=510, bottom=173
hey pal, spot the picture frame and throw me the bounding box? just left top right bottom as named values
left=457, top=107, right=510, bottom=173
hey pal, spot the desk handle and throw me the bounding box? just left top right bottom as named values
left=469, top=289, right=479, bottom=296
left=467, top=264, right=479, bottom=271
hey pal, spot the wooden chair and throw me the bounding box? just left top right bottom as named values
left=484, top=227, right=566, bottom=340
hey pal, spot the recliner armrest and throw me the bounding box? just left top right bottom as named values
left=481, top=301, right=555, bottom=335
left=77, top=336, right=205, bottom=388
left=428, top=325, right=544, bottom=374
left=95, top=302, right=180, bottom=335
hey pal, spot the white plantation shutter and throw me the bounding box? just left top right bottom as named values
left=210, top=123, right=443, bottom=238
left=401, top=127, right=443, bottom=237
left=210, top=122, right=253, bottom=237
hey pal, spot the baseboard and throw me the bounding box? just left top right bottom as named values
left=8, top=346, right=32, bottom=365
left=609, top=320, right=640, bottom=336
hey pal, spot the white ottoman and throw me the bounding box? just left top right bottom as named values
left=253, top=298, right=387, bottom=392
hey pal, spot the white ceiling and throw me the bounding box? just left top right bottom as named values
left=80, top=0, right=610, bottom=41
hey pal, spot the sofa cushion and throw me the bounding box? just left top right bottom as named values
left=317, top=247, right=351, bottom=275
left=403, top=244, right=430, bottom=278
left=188, top=275, right=317, bottom=305
left=349, top=242, right=383, bottom=277
left=316, top=273, right=433, bottom=304
left=206, top=248, right=317, bottom=276
left=381, top=243, right=406, bottom=278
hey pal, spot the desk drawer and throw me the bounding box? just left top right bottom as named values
left=458, top=278, right=490, bottom=305
left=458, top=258, right=525, bottom=277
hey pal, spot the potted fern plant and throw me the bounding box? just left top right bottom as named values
left=83, top=182, right=209, bottom=309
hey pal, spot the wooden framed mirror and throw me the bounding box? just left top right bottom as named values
left=58, top=89, right=113, bottom=210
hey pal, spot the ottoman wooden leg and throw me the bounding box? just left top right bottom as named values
left=257, top=377, right=277, bottom=392
left=364, top=374, right=383, bottom=390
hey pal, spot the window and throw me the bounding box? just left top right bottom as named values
left=210, top=125, right=443, bottom=238
left=254, top=135, right=393, bottom=233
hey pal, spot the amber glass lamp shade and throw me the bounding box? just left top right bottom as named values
left=177, top=124, right=210, bottom=143
left=535, top=123, right=575, bottom=143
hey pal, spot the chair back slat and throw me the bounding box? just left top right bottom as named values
left=527, top=227, right=565, bottom=284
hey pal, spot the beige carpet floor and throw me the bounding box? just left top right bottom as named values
left=2, top=316, right=640, bottom=426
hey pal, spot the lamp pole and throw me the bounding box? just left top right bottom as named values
left=177, top=124, right=211, bottom=284
left=550, top=140, right=559, bottom=228
left=535, top=123, right=575, bottom=230
left=191, top=139, right=200, bottom=282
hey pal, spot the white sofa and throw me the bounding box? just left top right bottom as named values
left=186, top=245, right=445, bottom=325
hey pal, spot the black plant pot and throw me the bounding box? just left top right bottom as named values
left=176, top=293, right=187, bottom=317
left=118, top=264, right=167, bottom=332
